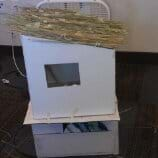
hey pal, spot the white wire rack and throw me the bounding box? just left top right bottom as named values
left=36, top=0, right=111, bottom=20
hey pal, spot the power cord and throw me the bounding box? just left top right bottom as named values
left=1, top=32, right=27, bottom=89
left=11, top=32, right=26, bottom=78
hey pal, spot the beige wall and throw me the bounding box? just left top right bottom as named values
left=0, top=0, right=158, bottom=52
left=106, top=0, right=158, bottom=52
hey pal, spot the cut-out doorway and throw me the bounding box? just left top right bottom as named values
left=45, top=63, right=80, bottom=88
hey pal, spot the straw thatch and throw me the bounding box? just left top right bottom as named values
left=7, top=8, right=128, bottom=48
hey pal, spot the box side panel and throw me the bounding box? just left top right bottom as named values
left=114, top=121, right=119, bottom=154
left=34, top=132, right=116, bottom=157
left=32, top=124, right=63, bottom=134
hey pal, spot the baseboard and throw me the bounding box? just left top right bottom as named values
left=0, top=45, right=158, bottom=65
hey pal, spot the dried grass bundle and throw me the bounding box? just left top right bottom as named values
left=7, top=8, right=128, bottom=48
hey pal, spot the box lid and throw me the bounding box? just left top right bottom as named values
left=24, top=102, right=120, bottom=124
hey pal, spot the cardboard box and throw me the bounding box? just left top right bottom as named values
left=24, top=103, right=119, bottom=157
left=33, top=122, right=119, bottom=157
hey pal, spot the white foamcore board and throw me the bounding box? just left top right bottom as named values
left=24, top=102, right=120, bottom=124
left=33, top=126, right=119, bottom=157
left=21, top=36, right=116, bottom=119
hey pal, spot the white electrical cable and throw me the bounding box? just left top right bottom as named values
left=11, top=32, right=26, bottom=78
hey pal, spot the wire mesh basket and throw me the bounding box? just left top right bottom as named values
left=36, top=0, right=111, bottom=20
